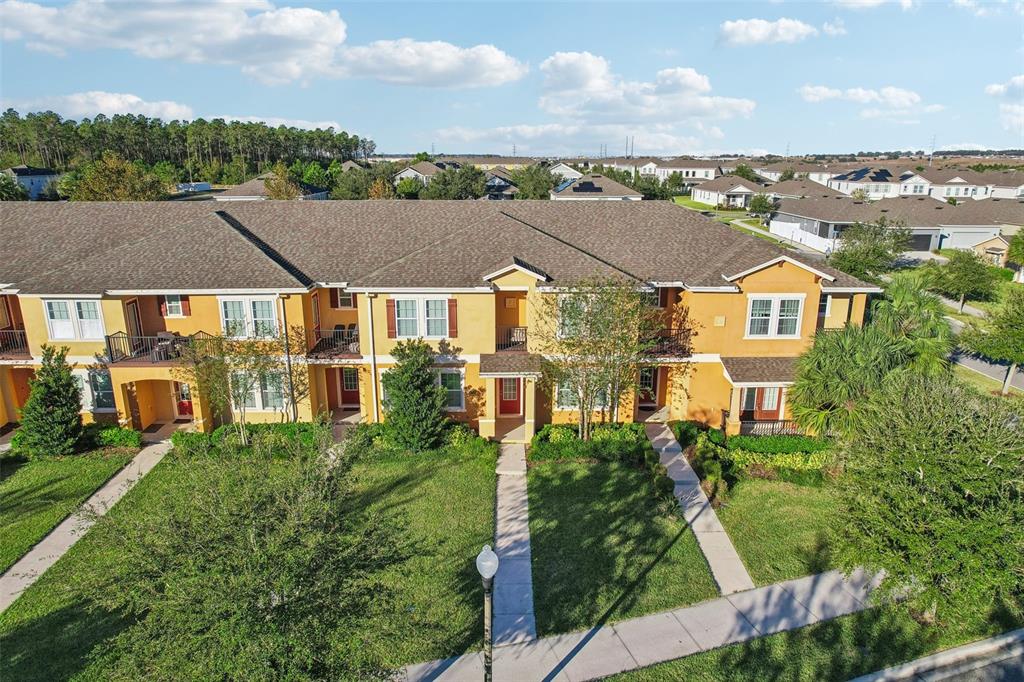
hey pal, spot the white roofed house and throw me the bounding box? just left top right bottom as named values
left=546, top=162, right=583, bottom=181
left=3, top=165, right=59, bottom=199
left=393, top=160, right=446, bottom=186
left=827, top=167, right=902, bottom=199
left=654, top=159, right=722, bottom=187
left=691, top=175, right=764, bottom=208
left=754, top=161, right=833, bottom=186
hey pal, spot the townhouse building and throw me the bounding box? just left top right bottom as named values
left=1, top=201, right=878, bottom=443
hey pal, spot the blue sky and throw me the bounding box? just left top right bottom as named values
left=1, top=0, right=1022, bottom=156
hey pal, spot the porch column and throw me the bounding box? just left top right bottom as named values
left=113, top=379, right=136, bottom=430
left=523, top=377, right=536, bottom=442
left=191, top=388, right=214, bottom=434
left=726, top=386, right=742, bottom=436
left=479, top=377, right=496, bottom=440
left=850, top=294, right=867, bottom=326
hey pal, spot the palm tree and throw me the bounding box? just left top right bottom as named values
left=789, top=324, right=910, bottom=439
left=1007, top=232, right=1024, bottom=283
left=871, top=270, right=952, bottom=376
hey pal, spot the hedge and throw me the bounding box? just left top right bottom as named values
left=211, top=422, right=326, bottom=449
left=724, top=434, right=831, bottom=454
left=728, top=449, right=833, bottom=471
left=79, top=424, right=143, bottom=451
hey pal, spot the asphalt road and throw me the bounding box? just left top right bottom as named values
left=935, top=650, right=1024, bottom=681
left=945, top=316, right=1023, bottom=392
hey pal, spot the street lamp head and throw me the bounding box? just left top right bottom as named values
left=476, top=544, right=499, bottom=580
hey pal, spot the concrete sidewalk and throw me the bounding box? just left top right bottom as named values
left=851, top=627, right=1024, bottom=681
left=493, top=444, right=537, bottom=646
left=645, top=423, right=755, bottom=595
left=405, top=568, right=882, bottom=681
left=0, top=441, right=171, bottom=612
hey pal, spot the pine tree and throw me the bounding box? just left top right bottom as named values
left=381, top=339, right=448, bottom=451
left=19, top=345, right=83, bottom=456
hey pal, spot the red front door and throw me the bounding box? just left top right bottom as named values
left=340, top=367, right=360, bottom=407
left=753, top=387, right=781, bottom=421
left=498, top=378, right=521, bottom=415
left=174, top=382, right=193, bottom=417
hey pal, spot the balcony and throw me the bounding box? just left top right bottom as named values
left=496, top=326, right=528, bottom=352
left=309, top=327, right=360, bottom=359
left=106, top=331, right=216, bottom=365
left=645, top=328, right=691, bottom=356
left=0, top=329, right=29, bottom=359
left=739, top=420, right=803, bottom=436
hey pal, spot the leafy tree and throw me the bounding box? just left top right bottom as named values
left=76, top=430, right=405, bottom=680
left=732, top=164, right=760, bottom=182
left=368, top=177, right=395, bottom=200
left=871, top=269, right=952, bottom=376
left=412, top=151, right=434, bottom=163
left=332, top=167, right=372, bottom=200
left=933, top=250, right=999, bottom=313
left=1006, top=232, right=1024, bottom=282
left=533, top=278, right=676, bottom=437
left=326, top=159, right=344, bottom=183
left=70, top=151, right=167, bottom=201
left=832, top=374, right=1023, bottom=622
left=962, top=286, right=1024, bottom=395
left=850, top=188, right=869, bottom=201
left=828, top=217, right=910, bottom=283
left=748, top=193, right=774, bottom=220
left=630, top=174, right=667, bottom=200
left=150, top=160, right=181, bottom=189
left=394, top=177, right=422, bottom=199
left=664, top=172, right=687, bottom=195
left=264, top=161, right=301, bottom=200
left=380, top=339, right=449, bottom=451
left=421, top=165, right=486, bottom=200
left=55, top=168, right=80, bottom=198
left=510, top=165, right=557, bottom=199
left=789, top=324, right=910, bottom=439
left=302, top=162, right=329, bottom=189
left=0, top=173, right=28, bottom=200
left=778, top=168, right=796, bottom=182
left=946, top=197, right=958, bottom=206
left=18, top=345, right=82, bottom=457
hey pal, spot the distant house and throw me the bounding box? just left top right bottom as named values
left=970, top=234, right=1011, bottom=267
left=436, top=156, right=534, bottom=170
left=654, top=159, right=722, bottom=186
left=176, top=181, right=212, bottom=193
left=546, top=162, right=583, bottom=181
left=394, top=161, right=446, bottom=186
left=828, top=167, right=902, bottom=199
left=340, top=160, right=363, bottom=173
left=3, top=165, right=59, bottom=199
left=691, top=176, right=764, bottom=208
left=550, top=174, right=642, bottom=201
left=753, top=161, right=833, bottom=186
left=213, top=172, right=329, bottom=201
left=484, top=166, right=518, bottom=200
left=765, top=180, right=844, bottom=200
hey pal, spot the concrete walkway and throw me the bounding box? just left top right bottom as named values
left=493, top=443, right=537, bottom=646
left=0, top=441, right=171, bottom=612
left=645, top=423, right=755, bottom=595
left=405, top=567, right=882, bottom=681
left=851, top=627, right=1024, bottom=682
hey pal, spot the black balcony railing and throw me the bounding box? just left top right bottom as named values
left=496, top=326, right=528, bottom=351
left=309, top=327, right=360, bottom=358
left=739, top=420, right=803, bottom=436
left=105, top=331, right=216, bottom=364
left=645, top=328, right=690, bottom=356
left=0, top=329, right=29, bottom=358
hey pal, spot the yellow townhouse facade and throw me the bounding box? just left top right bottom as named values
left=1, top=200, right=879, bottom=443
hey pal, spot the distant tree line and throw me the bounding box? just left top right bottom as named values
left=0, top=109, right=374, bottom=185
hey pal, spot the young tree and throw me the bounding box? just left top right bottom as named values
left=732, top=164, right=760, bottom=182
left=380, top=339, right=449, bottom=451
left=850, top=188, right=868, bottom=201
left=962, top=285, right=1024, bottom=395
left=421, top=166, right=486, bottom=200
left=0, top=173, right=28, bottom=200
left=871, top=269, right=952, bottom=376
left=412, top=151, right=434, bottom=163
left=70, top=151, right=167, bottom=201
left=394, top=177, right=422, bottom=199
left=789, top=324, right=910, bottom=439
left=828, top=217, right=910, bottom=283
left=76, top=430, right=406, bottom=680
left=832, top=374, right=1023, bottom=621
left=1008, top=232, right=1024, bottom=283
left=533, top=278, right=675, bottom=438
left=263, top=161, right=301, bottom=200
left=332, top=167, right=372, bottom=200
left=748, top=193, right=774, bottom=221
left=934, top=249, right=998, bottom=313
left=510, top=165, right=557, bottom=199
left=18, top=345, right=82, bottom=457
left=368, top=176, right=395, bottom=200
left=302, top=162, right=329, bottom=189
left=778, top=168, right=796, bottom=182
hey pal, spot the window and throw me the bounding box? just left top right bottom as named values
left=425, top=299, right=448, bottom=337
left=746, top=296, right=804, bottom=339
left=437, top=370, right=464, bottom=410
left=44, top=299, right=104, bottom=341
left=232, top=371, right=285, bottom=411
left=502, top=379, right=518, bottom=401
left=741, top=388, right=757, bottom=412
left=164, top=294, right=183, bottom=317
left=555, top=381, right=608, bottom=410
left=817, top=294, right=831, bottom=318
left=219, top=297, right=278, bottom=338
left=342, top=367, right=359, bottom=391
left=336, top=290, right=355, bottom=308
left=89, top=370, right=115, bottom=409
left=557, top=295, right=585, bottom=337
left=395, top=299, right=418, bottom=337
left=761, top=387, right=780, bottom=411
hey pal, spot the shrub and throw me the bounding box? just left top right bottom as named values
left=18, top=345, right=82, bottom=457
left=530, top=422, right=647, bottom=463
left=671, top=420, right=705, bottom=448
left=726, top=449, right=833, bottom=471
left=81, top=424, right=143, bottom=450
left=654, top=472, right=675, bottom=499
left=170, top=431, right=212, bottom=457
left=725, top=434, right=831, bottom=454
left=211, top=422, right=326, bottom=450
left=444, top=423, right=478, bottom=449
left=707, top=428, right=726, bottom=447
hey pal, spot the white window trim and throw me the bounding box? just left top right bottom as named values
left=555, top=381, right=610, bottom=411
left=336, top=289, right=356, bottom=309
left=73, top=368, right=116, bottom=413
left=743, top=294, right=806, bottom=340
left=217, top=295, right=279, bottom=339
left=163, top=294, right=185, bottom=318
left=231, top=371, right=287, bottom=413
left=818, top=293, right=832, bottom=318
left=436, top=368, right=465, bottom=412
left=43, top=298, right=106, bottom=342
left=390, top=295, right=451, bottom=340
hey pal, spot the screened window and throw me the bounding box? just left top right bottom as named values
left=556, top=383, right=578, bottom=409
left=45, top=299, right=103, bottom=340
left=221, top=300, right=247, bottom=337
left=425, top=300, right=448, bottom=337
left=336, top=291, right=355, bottom=308
left=76, top=302, right=102, bottom=339
left=776, top=299, right=801, bottom=336
left=395, top=299, right=418, bottom=337
left=746, top=299, right=773, bottom=336
left=260, top=374, right=285, bottom=410
left=557, top=296, right=585, bottom=337
left=250, top=300, right=276, bottom=338
left=46, top=301, right=74, bottom=339
left=89, top=370, right=115, bottom=409
left=164, top=295, right=183, bottom=317
left=220, top=297, right=277, bottom=338
left=746, top=297, right=803, bottom=338
left=761, top=387, right=780, bottom=410
left=437, top=371, right=464, bottom=410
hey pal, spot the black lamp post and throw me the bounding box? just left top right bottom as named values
left=475, top=544, right=499, bottom=682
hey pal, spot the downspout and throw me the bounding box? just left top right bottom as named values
left=367, top=293, right=380, bottom=422
left=279, top=295, right=298, bottom=422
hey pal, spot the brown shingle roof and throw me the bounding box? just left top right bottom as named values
left=220, top=172, right=326, bottom=197
left=767, top=180, right=844, bottom=199
left=551, top=174, right=641, bottom=198
left=722, top=357, right=797, bottom=384
left=694, top=175, right=764, bottom=193
left=775, top=196, right=1024, bottom=227
left=479, top=353, right=542, bottom=377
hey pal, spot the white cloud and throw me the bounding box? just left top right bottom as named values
left=537, top=51, right=754, bottom=121
left=833, top=0, right=917, bottom=9
left=799, top=84, right=941, bottom=122
left=822, top=19, right=848, bottom=35
left=0, top=0, right=527, bottom=88
left=998, top=104, right=1024, bottom=133
left=953, top=0, right=998, bottom=16
left=437, top=123, right=705, bottom=157
left=719, top=18, right=819, bottom=46
left=938, top=143, right=993, bottom=151
left=798, top=85, right=843, bottom=102
left=336, top=39, right=527, bottom=88
left=984, top=74, right=1024, bottom=97
left=214, top=115, right=343, bottom=130
left=5, top=91, right=194, bottom=119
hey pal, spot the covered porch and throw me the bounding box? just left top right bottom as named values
left=110, top=367, right=208, bottom=434
left=478, top=353, right=542, bottom=444
left=722, top=357, right=801, bottom=436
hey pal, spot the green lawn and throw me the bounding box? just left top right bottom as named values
left=0, top=449, right=135, bottom=574
left=717, top=478, right=838, bottom=585
left=610, top=601, right=1023, bottom=681
left=953, top=363, right=1022, bottom=397
left=0, top=442, right=497, bottom=679
left=528, top=461, right=719, bottom=636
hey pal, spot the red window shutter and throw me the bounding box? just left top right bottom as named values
left=447, top=299, right=458, bottom=338
left=658, top=288, right=669, bottom=308
left=350, top=292, right=357, bottom=308
left=158, top=295, right=167, bottom=316
left=180, top=295, right=191, bottom=316
left=330, top=288, right=339, bottom=308
left=386, top=299, right=397, bottom=338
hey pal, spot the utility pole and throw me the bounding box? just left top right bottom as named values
left=512, top=143, right=516, bottom=157
left=785, top=142, right=790, bottom=159
left=928, top=134, right=936, bottom=167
